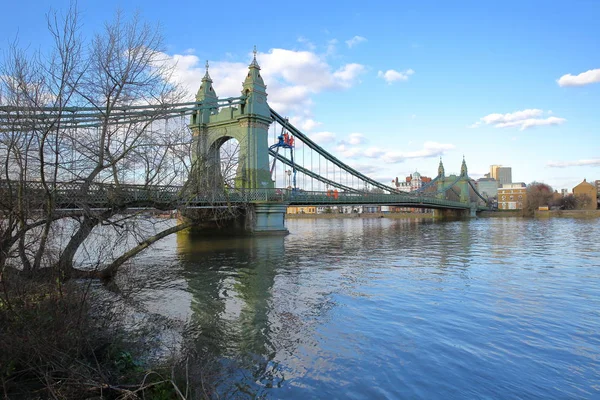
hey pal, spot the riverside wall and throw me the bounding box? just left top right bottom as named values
left=479, top=210, right=600, bottom=218
left=286, top=212, right=434, bottom=219
left=286, top=210, right=600, bottom=219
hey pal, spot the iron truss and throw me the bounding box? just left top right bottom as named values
left=0, top=181, right=477, bottom=211
left=0, top=97, right=246, bottom=130
left=0, top=98, right=488, bottom=207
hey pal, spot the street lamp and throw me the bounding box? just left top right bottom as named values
left=286, top=169, right=292, bottom=189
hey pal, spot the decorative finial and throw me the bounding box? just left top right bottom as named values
left=202, top=60, right=212, bottom=81
left=250, top=46, right=260, bottom=68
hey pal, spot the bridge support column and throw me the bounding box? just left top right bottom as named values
left=246, top=203, right=289, bottom=235
left=433, top=205, right=478, bottom=220
left=470, top=204, right=477, bottom=218
left=433, top=208, right=467, bottom=220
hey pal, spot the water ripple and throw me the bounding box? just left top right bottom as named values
left=139, top=217, right=600, bottom=399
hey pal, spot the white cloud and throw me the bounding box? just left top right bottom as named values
left=160, top=47, right=366, bottom=123
left=348, top=133, right=365, bottom=145
left=381, top=141, right=455, bottom=163
left=333, top=63, right=366, bottom=87
left=297, top=36, right=316, bottom=51
left=346, top=36, right=367, bottom=48
left=337, top=133, right=367, bottom=148
left=346, top=163, right=380, bottom=175
left=310, top=131, right=337, bottom=144
left=259, top=49, right=365, bottom=92
left=470, top=109, right=566, bottom=131
left=289, top=116, right=322, bottom=132
left=547, top=159, right=600, bottom=168
left=336, top=144, right=363, bottom=158
left=335, top=141, right=453, bottom=163
left=377, top=69, right=415, bottom=84
left=557, top=68, right=600, bottom=87
left=365, top=147, right=386, bottom=158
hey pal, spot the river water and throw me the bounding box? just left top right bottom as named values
left=126, top=217, right=600, bottom=399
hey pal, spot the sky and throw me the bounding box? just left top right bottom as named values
left=1, top=0, right=599, bottom=191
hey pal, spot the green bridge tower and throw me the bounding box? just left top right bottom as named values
left=187, top=50, right=287, bottom=234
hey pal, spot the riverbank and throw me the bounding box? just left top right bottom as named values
left=287, top=210, right=600, bottom=219
left=286, top=212, right=434, bottom=219
left=534, top=209, right=600, bottom=218
left=477, top=210, right=600, bottom=218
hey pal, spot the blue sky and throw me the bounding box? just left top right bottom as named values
left=1, top=0, right=599, bottom=191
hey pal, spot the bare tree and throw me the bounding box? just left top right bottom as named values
left=575, top=193, right=593, bottom=210
left=523, top=182, right=554, bottom=216
left=0, top=5, right=200, bottom=281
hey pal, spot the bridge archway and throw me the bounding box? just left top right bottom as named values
left=189, top=53, right=272, bottom=191
left=216, top=136, right=242, bottom=189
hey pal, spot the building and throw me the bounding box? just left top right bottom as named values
left=501, top=182, right=526, bottom=189
left=490, top=165, right=512, bottom=185
left=476, top=178, right=498, bottom=199
left=498, top=182, right=526, bottom=210
left=392, top=171, right=433, bottom=192
left=572, top=179, right=597, bottom=210
left=287, top=206, right=316, bottom=214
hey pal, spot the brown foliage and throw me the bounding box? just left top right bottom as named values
left=523, top=182, right=554, bottom=216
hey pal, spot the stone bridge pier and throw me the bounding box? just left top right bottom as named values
left=433, top=204, right=478, bottom=220
left=182, top=202, right=289, bottom=236
left=186, top=51, right=289, bottom=234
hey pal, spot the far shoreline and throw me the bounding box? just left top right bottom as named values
left=285, top=210, right=600, bottom=219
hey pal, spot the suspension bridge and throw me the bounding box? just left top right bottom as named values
left=0, top=52, right=487, bottom=234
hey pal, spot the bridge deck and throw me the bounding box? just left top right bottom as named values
left=1, top=181, right=483, bottom=211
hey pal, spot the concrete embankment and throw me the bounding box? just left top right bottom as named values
left=534, top=209, right=600, bottom=218
left=478, top=210, right=523, bottom=218
left=286, top=212, right=434, bottom=219
left=479, top=210, right=600, bottom=218
left=287, top=210, right=600, bottom=219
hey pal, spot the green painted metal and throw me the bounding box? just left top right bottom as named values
left=0, top=181, right=483, bottom=211
left=269, top=149, right=358, bottom=193
left=270, top=109, right=403, bottom=194
left=0, top=97, right=246, bottom=130
left=189, top=56, right=273, bottom=191
left=251, top=203, right=289, bottom=234
left=1, top=53, right=489, bottom=215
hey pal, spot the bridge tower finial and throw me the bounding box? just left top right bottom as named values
left=241, top=46, right=268, bottom=116
left=193, top=59, right=218, bottom=125
left=250, top=45, right=260, bottom=68
left=196, top=59, right=218, bottom=101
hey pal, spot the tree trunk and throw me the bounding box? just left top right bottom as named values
left=55, top=215, right=99, bottom=279
left=96, top=220, right=193, bottom=282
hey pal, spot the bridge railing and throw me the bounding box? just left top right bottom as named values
left=281, top=189, right=469, bottom=208
left=1, top=180, right=473, bottom=210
